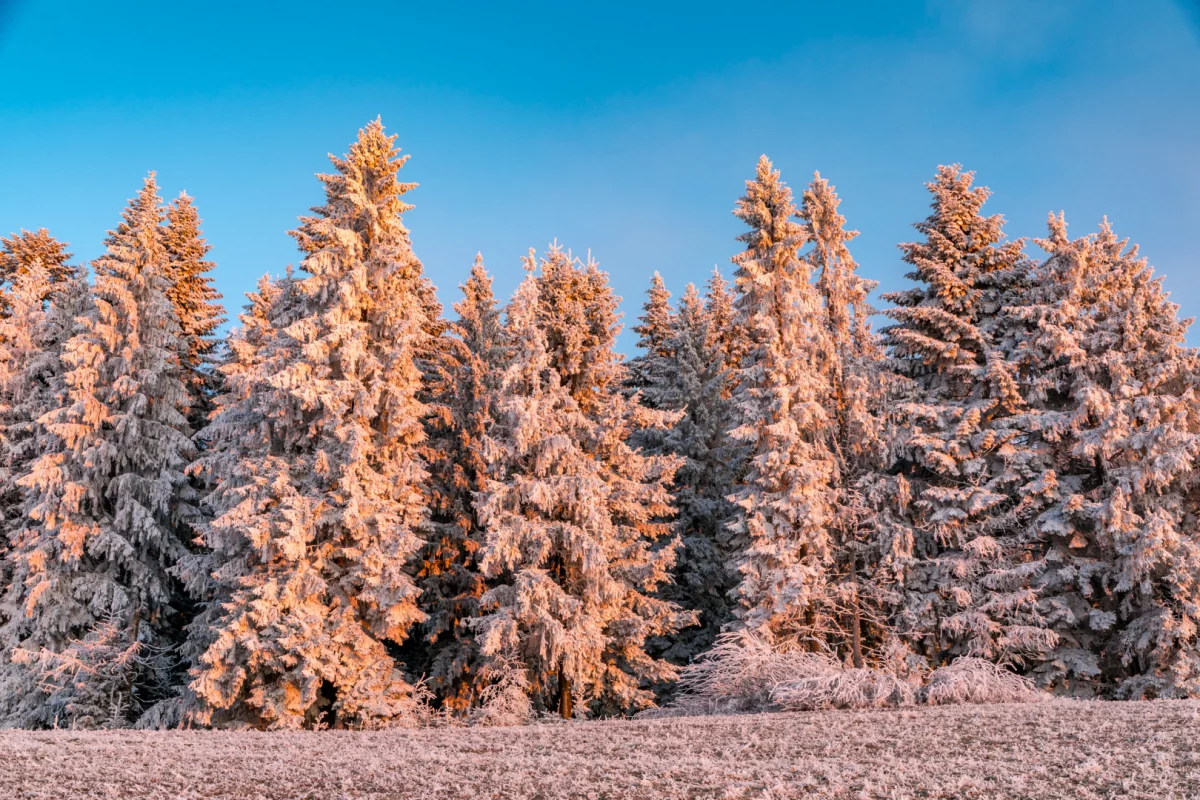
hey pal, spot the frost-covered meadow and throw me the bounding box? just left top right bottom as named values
left=1, top=701, right=1196, bottom=799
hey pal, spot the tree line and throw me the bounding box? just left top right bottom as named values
left=0, top=119, right=1196, bottom=730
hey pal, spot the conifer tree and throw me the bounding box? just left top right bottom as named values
left=727, top=156, right=840, bottom=648
left=881, top=165, right=1055, bottom=667
left=626, top=272, right=675, bottom=404
left=633, top=272, right=674, bottom=355
left=1015, top=215, right=1200, bottom=696
left=416, top=254, right=507, bottom=712
left=476, top=251, right=690, bottom=718
left=0, top=270, right=94, bottom=725
left=187, top=121, right=433, bottom=729
left=625, top=273, right=678, bottom=464
left=703, top=267, right=749, bottom=381
left=0, top=229, right=77, bottom=309
left=798, top=172, right=898, bottom=668
left=172, top=271, right=303, bottom=726
left=0, top=266, right=54, bottom=571
left=162, top=192, right=226, bottom=427
left=0, top=175, right=195, bottom=727
left=653, top=282, right=742, bottom=664
left=534, top=247, right=694, bottom=713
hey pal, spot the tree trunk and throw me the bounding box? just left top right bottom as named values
left=850, top=565, right=864, bottom=668
left=558, top=666, right=573, bottom=720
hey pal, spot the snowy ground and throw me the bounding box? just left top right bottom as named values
left=0, top=700, right=1196, bottom=799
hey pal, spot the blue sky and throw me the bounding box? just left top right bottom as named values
left=1, top=0, right=1197, bottom=352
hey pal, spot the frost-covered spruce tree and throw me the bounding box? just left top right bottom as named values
left=188, top=120, right=433, bottom=729
left=415, top=255, right=507, bottom=713
left=474, top=272, right=600, bottom=719
left=727, top=156, right=839, bottom=648
left=170, top=271, right=303, bottom=727
left=0, top=266, right=54, bottom=570
left=798, top=172, right=899, bottom=668
left=535, top=247, right=694, bottom=713
left=881, top=165, right=1054, bottom=667
left=0, top=175, right=195, bottom=728
left=0, top=271, right=94, bottom=727
left=625, top=272, right=675, bottom=404
left=476, top=252, right=690, bottom=719
left=0, top=229, right=77, bottom=312
left=704, top=268, right=749, bottom=382
left=652, top=282, right=742, bottom=665
left=162, top=192, right=225, bottom=428
left=1014, top=215, right=1200, bottom=697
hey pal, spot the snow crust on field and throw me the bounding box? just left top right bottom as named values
left=1, top=700, right=1197, bottom=799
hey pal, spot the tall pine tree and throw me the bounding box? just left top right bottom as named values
left=626, top=272, right=675, bottom=404
left=1015, top=215, right=1200, bottom=696
left=476, top=249, right=691, bottom=718
left=188, top=120, right=433, bottom=729
left=881, top=165, right=1055, bottom=667
left=162, top=192, right=226, bottom=429
left=416, top=255, right=507, bottom=712
left=727, top=156, right=839, bottom=649
left=653, top=282, right=742, bottom=665
left=0, top=175, right=195, bottom=727
left=798, top=172, right=899, bottom=667
left=174, top=271, right=304, bottom=726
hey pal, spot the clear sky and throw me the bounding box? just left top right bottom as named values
left=1, top=0, right=1197, bottom=352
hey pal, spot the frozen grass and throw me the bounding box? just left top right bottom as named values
left=1, top=700, right=1196, bottom=799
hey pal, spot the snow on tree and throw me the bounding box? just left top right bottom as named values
left=880, top=165, right=1055, bottom=667
left=624, top=272, right=679, bottom=470
left=632, top=272, right=675, bottom=358
left=625, top=272, right=675, bottom=404
left=162, top=192, right=226, bottom=428
left=798, top=172, right=900, bottom=668
left=533, top=247, right=694, bottom=713
left=10, top=613, right=173, bottom=730
left=0, top=229, right=78, bottom=312
left=171, top=271, right=302, bottom=727
left=0, top=174, right=195, bottom=727
left=415, top=254, right=507, bottom=713
left=1014, top=214, right=1200, bottom=697
left=0, top=265, right=55, bottom=593
left=726, top=155, right=840, bottom=649
left=187, top=120, right=433, bottom=729
left=703, top=268, right=749, bottom=380
left=0, top=272, right=93, bottom=615
left=475, top=252, right=691, bottom=719
left=652, top=282, right=742, bottom=665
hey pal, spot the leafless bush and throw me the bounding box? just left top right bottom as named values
left=921, top=657, right=1042, bottom=705
left=468, top=655, right=533, bottom=727
left=651, top=633, right=1045, bottom=718
left=651, top=630, right=840, bottom=716
left=772, top=668, right=917, bottom=711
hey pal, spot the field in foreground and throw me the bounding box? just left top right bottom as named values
left=0, top=700, right=1196, bottom=799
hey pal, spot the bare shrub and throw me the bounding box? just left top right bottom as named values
left=468, top=655, right=533, bottom=727
left=772, top=668, right=917, bottom=711
left=653, top=630, right=840, bottom=716
left=921, top=657, right=1042, bottom=705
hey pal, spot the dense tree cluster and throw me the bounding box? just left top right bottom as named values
left=1, top=119, right=1197, bottom=729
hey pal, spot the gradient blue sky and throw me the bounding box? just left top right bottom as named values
left=1, top=1, right=1197, bottom=352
